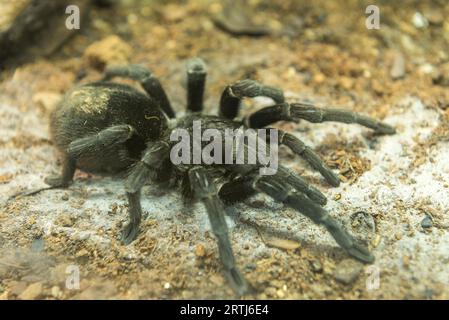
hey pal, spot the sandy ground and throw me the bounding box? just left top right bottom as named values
left=0, top=0, right=449, bottom=299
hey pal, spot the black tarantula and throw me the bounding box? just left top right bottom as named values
left=42, top=58, right=395, bottom=295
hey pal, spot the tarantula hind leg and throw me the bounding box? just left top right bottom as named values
left=253, top=174, right=374, bottom=263
left=66, top=124, right=135, bottom=158
left=44, top=156, right=76, bottom=188
left=8, top=155, right=76, bottom=202
left=47, top=124, right=135, bottom=190
left=188, top=167, right=254, bottom=295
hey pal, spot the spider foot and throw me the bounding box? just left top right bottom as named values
left=325, top=218, right=375, bottom=263
left=44, top=174, right=70, bottom=188
left=121, top=220, right=140, bottom=245
left=345, top=242, right=375, bottom=264
left=225, top=268, right=254, bottom=296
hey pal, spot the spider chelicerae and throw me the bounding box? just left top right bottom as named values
left=35, top=58, right=394, bottom=295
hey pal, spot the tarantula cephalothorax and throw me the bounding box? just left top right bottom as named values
left=42, top=58, right=395, bottom=295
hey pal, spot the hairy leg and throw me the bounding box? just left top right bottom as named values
left=45, top=124, right=135, bottom=187
left=186, top=58, right=207, bottom=112
left=278, top=131, right=340, bottom=187
left=67, top=124, right=135, bottom=158
left=219, top=79, right=284, bottom=120
left=123, top=141, right=170, bottom=244
left=44, top=156, right=76, bottom=188
left=252, top=174, right=374, bottom=263
left=224, top=165, right=326, bottom=206
left=188, top=167, right=252, bottom=295
left=10, top=125, right=135, bottom=199
left=246, top=102, right=395, bottom=134
left=103, top=64, right=175, bottom=118
left=276, top=166, right=327, bottom=205
left=121, top=191, right=143, bottom=245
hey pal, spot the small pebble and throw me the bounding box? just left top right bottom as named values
left=31, top=237, right=45, bottom=252
left=18, top=282, right=43, bottom=300
left=195, top=244, right=206, bottom=258
left=245, top=263, right=257, bottom=271
left=51, top=286, right=62, bottom=299
left=310, top=260, right=323, bottom=273
left=390, top=52, right=405, bottom=80
left=402, top=255, right=410, bottom=268
left=421, top=215, right=433, bottom=229
left=265, top=287, right=277, bottom=297
left=57, top=213, right=74, bottom=227
left=61, top=194, right=69, bottom=201
left=412, top=12, right=428, bottom=29
left=334, top=259, right=363, bottom=285
left=276, top=289, right=285, bottom=298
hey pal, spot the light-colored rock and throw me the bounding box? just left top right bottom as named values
left=19, top=282, right=43, bottom=300
left=84, top=35, right=133, bottom=70
left=334, top=260, right=363, bottom=285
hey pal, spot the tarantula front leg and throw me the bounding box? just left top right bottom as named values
left=278, top=131, right=341, bottom=187
left=246, top=102, right=396, bottom=134
left=252, top=173, right=374, bottom=263
left=276, top=166, right=327, bottom=205
left=219, top=79, right=285, bottom=119
left=188, top=167, right=253, bottom=296
left=103, top=64, right=175, bottom=118
left=186, top=58, right=207, bottom=112
left=123, top=141, right=170, bottom=244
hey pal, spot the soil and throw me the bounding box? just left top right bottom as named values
left=0, top=0, right=448, bottom=300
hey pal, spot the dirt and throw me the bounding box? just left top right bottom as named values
left=0, top=0, right=448, bottom=300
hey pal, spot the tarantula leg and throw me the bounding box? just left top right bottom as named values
left=44, top=156, right=76, bottom=188
left=277, top=166, right=327, bottom=205
left=67, top=125, right=135, bottom=159
left=247, top=102, right=396, bottom=134
left=253, top=174, right=374, bottom=263
left=121, top=141, right=170, bottom=244
left=218, top=177, right=257, bottom=204
left=219, top=79, right=284, bottom=120
left=103, top=64, right=175, bottom=118
left=8, top=156, right=76, bottom=201
left=125, top=141, right=170, bottom=193
left=186, top=58, right=207, bottom=112
left=121, top=191, right=143, bottom=245
left=228, top=165, right=327, bottom=205
left=279, top=131, right=340, bottom=187
left=188, top=167, right=253, bottom=295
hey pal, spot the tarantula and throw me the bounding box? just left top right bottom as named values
left=40, top=58, right=394, bottom=295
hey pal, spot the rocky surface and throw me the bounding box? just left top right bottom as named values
left=0, top=0, right=448, bottom=300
